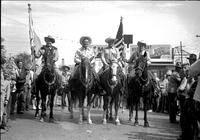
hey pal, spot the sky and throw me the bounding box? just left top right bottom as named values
left=1, top=1, right=200, bottom=65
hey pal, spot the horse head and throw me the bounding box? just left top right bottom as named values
left=79, top=57, right=94, bottom=88
left=108, top=61, right=119, bottom=86
left=43, top=54, right=56, bottom=90
left=135, top=52, right=148, bottom=84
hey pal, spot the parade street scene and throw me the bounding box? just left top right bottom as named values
left=1, top=1, right=200, bottom=140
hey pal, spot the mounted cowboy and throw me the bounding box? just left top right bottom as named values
left=33, top=35, right=61, bottom=122
left=100, top=37, right=125, bottom=90
left=123, top=40, right=151, bottom=77
left=34, top=35, right=57, bottom=67
left=101, top=37, right=120, bottom=69
left=70, top=36, right=100, bottom=84
left=34, top=35, right=62, bottom=81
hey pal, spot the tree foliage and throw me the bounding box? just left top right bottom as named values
left=1, top=37, right=7, bottom=65
left=14, top=52, right=32, bottom=69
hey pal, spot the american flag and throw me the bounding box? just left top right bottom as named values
left=28, top=4, right=42, bottom=66
left=113, top=17, right=124, bottom=56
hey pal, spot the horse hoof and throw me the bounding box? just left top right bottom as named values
left=35, top=113, right=39, bottom=118
left=109, top=117, right=113, bottom=121
left=134, top=122, right=139, bottom=126
left=102, top=120, right=107, bottom=125
left=88, top=120, right=93, bottom=124
left=49, top=118, right=55, bottom=123
left=144, top=122, right=149, bottom=127
left=115, top=121, right=121, bottom=125
left=40, top=118, right=44, bottom=122
left=129, top=118, right=133, bottom=122
left=70, top=115, right=73, bottom=119
left=78, top=121, right=83, bottom=125
left=44, top=113, right=47, bottom=117
left=83, top=117, right=87, bottom=121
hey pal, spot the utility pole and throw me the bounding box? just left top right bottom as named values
left=196, top=35, right=200, bottom=59
left=180, top=41, right=183, bottom=64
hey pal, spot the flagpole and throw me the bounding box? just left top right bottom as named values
left=28, top=3, right=38, bottom=97
left=28, top=3, right=36, bottom=74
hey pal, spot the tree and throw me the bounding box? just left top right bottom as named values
left=14, top=52, right=32, bottom=69
left=1, top=37, right=7, bottom=65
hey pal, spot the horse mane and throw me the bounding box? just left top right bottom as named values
left=78, top=58, right=94, bottom=88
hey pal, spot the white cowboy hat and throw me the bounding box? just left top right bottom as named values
left=79, top=36, right=92, bottom=45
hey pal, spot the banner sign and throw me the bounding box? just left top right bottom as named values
left=130, top=44, right=173, bottom=62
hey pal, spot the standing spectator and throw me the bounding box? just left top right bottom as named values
left=160, top=70, right=171, bottom=113
left=152, top=72, right=161, bottom=112
left=24, top=66, right=33, bottom=111
left=31, top=64, right=41, bottom=110
left=188, top=58, right=200, bottom=139
left=177, top=54, right=198, bottom=140
left=167, top=62, right=182, bottom=123
left=60, top=65, right=71, bottom=110
left=15, top=60, right=26, bottom=114
left=1, top=65, right=11, bottom=133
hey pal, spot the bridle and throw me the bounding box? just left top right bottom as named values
left=79, top=58, right=93, bottom=89
left=135, top=57, right=149, bottom=90
left=43, top=68, right=56, bottom=93
left=107, top=61, right=120, bottom=90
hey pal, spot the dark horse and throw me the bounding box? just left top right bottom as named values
left=69, top=57, right=97, bottom=124
left=99, top=61, right=125, bottom=125
left=34, top=56, right=60, bottom=122
left=127, top=52, right=153, bottom=127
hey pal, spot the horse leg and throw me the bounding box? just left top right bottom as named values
left=68, top=92, right=74, bottom=119
left=103, top=95, right=108, bottom=124
left=109, top=97, right=113, bottom=121
left=40, top=95, right=47, bottom=122
left=143, top=96, right=149, bottom=127
left=49, top=92, right=56, bottom=123
left=129, top=105, right=134, bottom=122
left=87, top=93, right=93, bottom=124
left=82, top=96, right=87, bottom=121
left=67, top=91, right=72, bottom=111
left=114, top=94, right=120, bottom=125
left=34, top=90, right=40, bottom=117
left=61, top=91, right=66, bottom=110
left=99, top=96, right=102, bottom=109
left=78, top=95, right=83, bottom=124
left=134, top=98, right=139, bottom=126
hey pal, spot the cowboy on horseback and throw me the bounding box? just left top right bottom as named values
left=101, top=37, right=119, bottom=70
left=33, top=35, right=61, bottom=122
left=99, top=37, right=126, bottom=94
left=34, top=35, right=62, bottom=81
left=123, top=41, right=151, bottom=77
left=70, top=36, right=100, bottom=86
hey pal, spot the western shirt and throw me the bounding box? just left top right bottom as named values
left=74, top=46, right=95, bottom=64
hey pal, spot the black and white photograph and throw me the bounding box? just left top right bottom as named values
left=1, top=1, right=200, bottom=140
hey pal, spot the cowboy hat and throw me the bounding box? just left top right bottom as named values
left=175, top=62, right=182, bottom=68
left=137, top=41, right=146, bottom=47
left=61, top=65, right=70, bottom=71
left=80, top=36, right=92, bottom=45
left=44, top=35, right=55, bottom=43
left=187, top=53, right=197, bottom=61
left=105, top=37, right=115, bottom=44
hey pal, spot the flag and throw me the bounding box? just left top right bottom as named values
left=28, top=4, right=42, bottom=64
left=113, top=17, right=124, bottom=56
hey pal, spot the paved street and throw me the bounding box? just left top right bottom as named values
left=1, top=107, right=181, bottom=140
